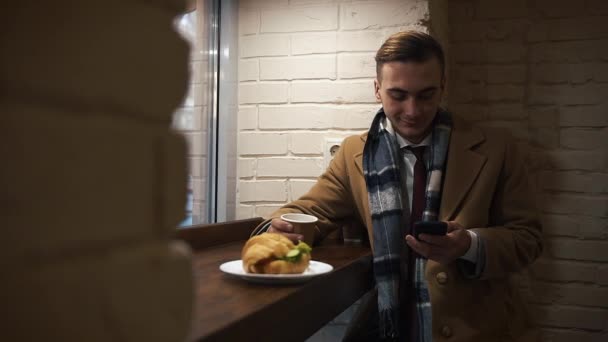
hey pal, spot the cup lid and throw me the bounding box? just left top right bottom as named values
left=280, top=213, right=318, bottom=223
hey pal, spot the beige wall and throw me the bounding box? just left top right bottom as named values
left=236, top=0, right=431, bottom=219
left=448, top=0, right=608, bottom=340
left=1, top=1, right=193, bottom=340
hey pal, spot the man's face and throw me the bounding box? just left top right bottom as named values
left=374, top=58, right=444, bottom=143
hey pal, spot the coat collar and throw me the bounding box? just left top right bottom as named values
left=353, top=116, right=487, bottom=220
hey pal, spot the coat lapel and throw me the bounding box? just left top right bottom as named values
left=354, top=124, right=486, bottom=221
left=440, top=120, right=487, bottom=220
left=353, top=134, right=366, bottom=176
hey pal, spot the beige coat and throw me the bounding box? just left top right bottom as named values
left=260, top=116, right=543, bottom=341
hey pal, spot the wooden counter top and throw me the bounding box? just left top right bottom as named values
left=177, top=218, right=373, bottom=342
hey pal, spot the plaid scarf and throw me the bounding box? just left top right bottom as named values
left=363, top=108, right=452, bottom=341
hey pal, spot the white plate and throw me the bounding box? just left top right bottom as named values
left=219, top=260, right=333, bottom=284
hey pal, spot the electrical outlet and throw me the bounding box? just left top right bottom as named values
left=323, top=138, right=343, bottom=169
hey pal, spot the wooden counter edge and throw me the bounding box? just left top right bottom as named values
left=175, top=217, right=264, bottom=250
left=198, top=250, right=374, bottom=342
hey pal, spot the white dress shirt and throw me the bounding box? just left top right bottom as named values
left=382, top=118, right=479, bottom=263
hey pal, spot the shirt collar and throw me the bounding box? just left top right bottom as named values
left=381, top=117, right=432, bottom=149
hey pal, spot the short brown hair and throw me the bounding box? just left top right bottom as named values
left=375, top=31, right=445, bottom=80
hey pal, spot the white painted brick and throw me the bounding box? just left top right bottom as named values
left=192, top=177, right=206, bottom=203
left=530, top=40, right=608, bottom=63
left=289, top=0, right=339, bottom=5
left=486, top=65, right=526, bottom=84
left=540, top=171, right=608, bottom=194
left=540, top=194, right=608, bottom=217
left=477, top=0, right=527, bottom=19
left=238, top=106, right=258, bottom=130
left=487, top=84, right=525, bottom=102
left=529, top=84, right=607, bottom=106
left=188, top=157, right=203, bottom=178
left=291, top=80, right=376, bottom=103
left=255, top=205, right=285, bottom=218
left=290, top=180, right=317, bottom=200
left=290, top=133, right=325, bottom=154
left=450, top=104, right=487, bottom=122
left=184, top=132, right=206, bottom=156
left=261, top=5, right=338, bottom=33
left=332, top=105, right=377, bottom=129
left=452, top=42, right=484, bottom=64
left=529, top=107, right=558, bottom=128
left=588, top=0, right=608, bottom=15
left=259, top=105, right=376, bottom=130
left=529, top=127, right=560, bottom=149
left=291, top=32, right=337, bottom=55
left=238, top=132, right=288, bottom=155
left=486, top=42, right=526, bottom=63
left=532, top=305, right=608, bottom=330
left=548, top=150, right=607, bottom=171
left=260, top=55, right=336, bottom=80
left=260, top=105, right=332, bottom=129
left=240, top=0, right=288, bottom=9
left=540, top=17, right=608, bottom=41
left=542, top=214, right=607, bottom=239
left=559, top=106, right=608, bottom=127
left=238, top=158, right=256, bottom=178
left=191, top=201, right=206, bottom=224
left=486, top=104, right=527, bottom=120
left=239, top=10, right=259, bottom=35
left=257, top=158, right=324, bottom=177
left=480, top=121, right=530, bottom=142
left=239, top=82, right=289, bottom=104
left=533, top=282, right=608, bottom=308
left=453, top=66, right=487, bottom=82
left=240, top=35, right=290, bottom=57
left=338, top=53, right=376, bottom=79
left=531, top=63, right=599, bottom=84
left=236, top=205, right=255, bottom=219
left=560, top=128, right=608, bottom=150
left=190, top=61, right=202, bottom=84
left=532, top=0, right=586, bottom=18
left=340, top=1, right=429, bottom=30
left=546, top=238, right=608, bottom=262
left=239, top=59, right=259, bottom=81
left=337, top=31, right=385, bottom=52
left=239, top=180, right=287, bottom=202
left=531, top=259, right=599, bottom=283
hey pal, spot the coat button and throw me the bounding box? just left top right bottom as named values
left=441, top=325, right=452, bottom=337
left=436, top=271, right=448, bottom=284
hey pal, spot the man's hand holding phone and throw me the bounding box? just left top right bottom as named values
left=405, top=221, right=472, bottom=265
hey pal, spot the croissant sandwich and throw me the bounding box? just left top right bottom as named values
left=242, top=233, right=312, bottom=274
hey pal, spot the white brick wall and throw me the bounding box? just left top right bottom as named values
left=237, top=1, right=432, bottom=340
left=449, top=0, right=608, bottom=340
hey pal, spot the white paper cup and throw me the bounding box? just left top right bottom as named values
left=280, top=213, right=318, bottom=245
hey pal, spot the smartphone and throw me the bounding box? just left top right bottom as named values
left=413, top=221, right=447, bottom=240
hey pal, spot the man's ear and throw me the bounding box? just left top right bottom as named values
left=374, top=79, right=382, bottom=103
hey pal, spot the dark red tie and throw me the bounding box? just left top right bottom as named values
left=404, top=146, right=426, bottom=342
left=409, top=146, right=427, bottom=227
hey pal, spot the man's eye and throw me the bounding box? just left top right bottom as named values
left=390, top=93, right=406, bottom=101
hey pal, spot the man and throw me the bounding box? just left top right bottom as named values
left=252, top=31, right=543, bottom=342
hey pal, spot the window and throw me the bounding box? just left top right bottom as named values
left=173, top=0, right=237, bottom=226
